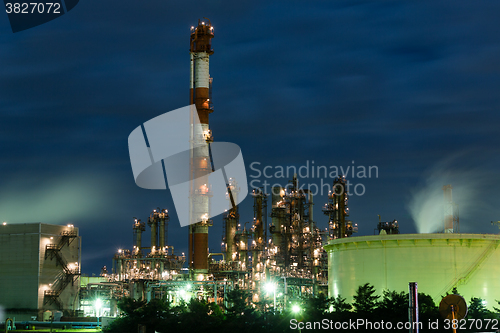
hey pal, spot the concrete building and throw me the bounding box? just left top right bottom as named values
left=0, top=223, right=81, bottom=320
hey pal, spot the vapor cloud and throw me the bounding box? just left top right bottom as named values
left=408, top=152, right=497, bottom=234
left=0, top=172, right=116, bottom=225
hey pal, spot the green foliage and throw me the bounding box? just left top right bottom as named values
left=418, top=293, right=438, bottom=316
left=494, top=299, right=500, bottom=313
left=353, top=283, right=379, bottom=314
left=106, top=285, right=500, bottom=333
left=225, top=286, right=253, bottom=316
left=467, top=297, right=495, bottom=320
left=106, top=297, right=170, bottom=333
left=443, top=286, right=460, bottom=299
left=493, top=299, right=500, bottom=313
left=302, top=293, right=330, bottom=320
left=117, top=297, right=146, bottom=316
left=327, top=295, right=353, bottom=329
left=377, top=290, right=408, bottom=319
left=330, top=295, right=352, bottom=313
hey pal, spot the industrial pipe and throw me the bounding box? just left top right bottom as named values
left=409, top=282, right=419, bottom=333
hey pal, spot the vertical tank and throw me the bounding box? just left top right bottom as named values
left=148, top=210, right=158, bottom=254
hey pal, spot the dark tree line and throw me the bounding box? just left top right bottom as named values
left=104, top=284, right=499, bottom=333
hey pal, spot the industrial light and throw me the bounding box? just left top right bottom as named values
left=95, top=298, right=102, bottom=310
left=264, top=282, right=275, bottom=293
left=186, top=283, right=192, bottom=290
left=292, top=304, right=301, bottom=313
left=2, top=222, right=6, bottom=226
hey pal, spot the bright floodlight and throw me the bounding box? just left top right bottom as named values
left=95, top=298, right=102, bottom=310
left=264, top=282, right=275, bottom=293
left=186, top=283, right=192, bottom=290
left=292, top=304, right=301, bottom=313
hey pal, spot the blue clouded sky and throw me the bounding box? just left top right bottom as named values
left=1, top=0, right=500, bottom=274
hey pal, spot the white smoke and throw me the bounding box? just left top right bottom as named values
left=408, top=153, right=495, bottom=234
left=0, top=171, right=117, bottom=225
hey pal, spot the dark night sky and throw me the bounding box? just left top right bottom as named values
left=1, top=0, right=500, bottom=274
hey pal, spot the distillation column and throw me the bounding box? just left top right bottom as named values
left=323, top=177, right=349, bottom=239
left=148, top=211, right=158, bottom=254
left=159, top=209, right=169, bottom=251
left=224, top=179, right=239, bottom=263
left=133, top=219, right=145, bottom=270
left=252, top=188, right=267, bottom=291
left=188, top=19, right=215, bottom=278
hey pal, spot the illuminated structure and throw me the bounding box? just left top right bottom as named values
left=376, top=218, right=399, bottom=235
left=325, top=233, right=500, bottom=310
left=93, top=20, right=356, bottom=312
left=103, top=172, right=338, bottom=310
left=0, top=223, right=81, bottom=320
left=113, top=210, right=185, bottom=278
left=79, top=276, right=126, bottom=317
left=265, top=175, right=331, bottom=306
left=322, top=176, right=357, bottom=239
left=188, top=18, right=215, bottom=278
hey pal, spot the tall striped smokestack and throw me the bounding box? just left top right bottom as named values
left=188, top=19, right=214, bottom=278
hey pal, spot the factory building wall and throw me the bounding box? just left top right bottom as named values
left=0, top=223, right=81, bottom=319
left=0, top=223, right=40, bottom=310
left=325, top=233, right=500, bottom=310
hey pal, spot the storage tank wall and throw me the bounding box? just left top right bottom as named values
left=325, top=233, right=500, bottom=310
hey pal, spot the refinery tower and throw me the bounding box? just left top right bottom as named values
left=188, top=19, right=215, bottom=278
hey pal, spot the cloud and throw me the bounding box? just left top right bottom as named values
left=0, top=171, right=118, bottom=224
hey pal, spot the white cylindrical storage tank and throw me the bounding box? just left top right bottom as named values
left=324, top=233, right=500, bottom=309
